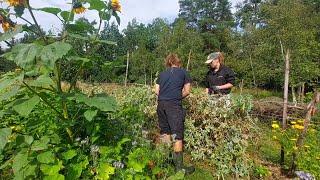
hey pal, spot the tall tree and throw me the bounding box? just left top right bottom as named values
left=178, top=0, right=234, bottom=52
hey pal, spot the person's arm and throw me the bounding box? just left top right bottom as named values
left=216, top=83, right=233, bottom=90
left=155, top=84, right=160, bottom=96
left=216, top=68, right=235, bottom=90
left=182, top=83, right=191, bottom=98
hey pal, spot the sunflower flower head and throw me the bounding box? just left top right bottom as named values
left=73, top=2, right=86, bottom=14
left=111, top=0, right=121, bottom=12
left=6, top=0, right=23, bottom=6
left=1, top=22, right=11, bottom=32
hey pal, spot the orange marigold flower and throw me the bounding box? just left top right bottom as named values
left=2, top=22, right=10, bottom=32
left=111, top=0, right=121, bottom=12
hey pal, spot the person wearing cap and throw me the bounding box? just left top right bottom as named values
left=204, top=52, right=235, bottom=95
left=155, top=53, right=195, bottom=174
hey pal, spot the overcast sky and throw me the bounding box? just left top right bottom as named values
left=0, top=0, right=244, bottom=33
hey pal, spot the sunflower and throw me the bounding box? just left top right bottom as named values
left=73, top=2, right=86, bottom=14
left=111, top=0, right=121, bottom=12
left=1, top=22, right=10, bottom=32
left=6, top=0, right=23, bottom=6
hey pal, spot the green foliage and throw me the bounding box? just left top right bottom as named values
left=0, top=128, right=11, bottom=152
left=253, top=165, right=270, bottom=178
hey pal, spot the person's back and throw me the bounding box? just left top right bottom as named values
left=157, top=67, right=190, bottom=104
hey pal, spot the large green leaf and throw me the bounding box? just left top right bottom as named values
left=12, top=150, right=29, bottom=174
left=37, top=7, right=62, bottom=15
left=29, top=75, right=54, bottom=88
left=0, top=73, right=24, bottom=99
left=0, top=25, right=23, bottom=42
left=44, top=174, right=65, bottom=180
left=60, top=11, right=74, bottom=22
left=96, top=163, right=115, bottom=180
left=66, top=164, right=82, bottom=180
left=84, top=109, right=98, bottom=121
left=62, top=149, right=77, bottom=161
left=37, top=151, right=55, bottom=164
left=68, top=33, right=88, bottom=41
left=16, top=135, right=34, bottom=147
left=0, top=86, right=20, bottom=101
left=0, top=128, right=12, bottom=152
left=31, top=136, right=50, bottom=151
left=88, top=0, right=107, bottom=11
left=23, top=164, right=37, bottom=179
left=12, top=96, right=40, bottom=117
left=40, top=42, right=72, bottom=69
left=72, top=93, right=117, bottom=112
left=3, top=43, right=42, bottom=70
left=40, top=161, right=63, bottom=175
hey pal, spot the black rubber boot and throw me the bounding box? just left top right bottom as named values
left=173, top=152, right=195, bottom=175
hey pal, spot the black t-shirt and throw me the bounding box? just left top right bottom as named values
left=205, top=65, right=235, bottom=94
left=156, top=67, right=191, bottom=104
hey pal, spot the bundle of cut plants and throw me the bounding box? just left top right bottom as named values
left=184, top=92, right=257, bottom=178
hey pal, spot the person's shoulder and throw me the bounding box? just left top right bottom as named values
left=221, top=65, right=234, bottom=73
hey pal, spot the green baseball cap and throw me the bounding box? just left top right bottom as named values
left=205, top=52, right=220, bottom=64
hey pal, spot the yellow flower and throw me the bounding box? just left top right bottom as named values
left=290, top=138, right=297, bottom=141
left=297, top=119, right=304, bottom=124
left=111, top=0, right=121, bottom=12
left=6, top=0, right=23, bottom=6
left=73, top=6, right=86, bottom=14
left=2, top=22, right=10, bottom=32
left=292, top=124, right=304, bottom=130
left=272, top=123, right=280, bottom=129
left=290, top=121, right=296, bottom=125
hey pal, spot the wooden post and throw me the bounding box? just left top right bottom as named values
left=125, top=51, right=129, bottom=87
left=281, top=48, right=290, bottom=165
left=187, top=49, right=192, bottom=71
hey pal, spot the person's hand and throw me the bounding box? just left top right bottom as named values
left=211, top=86, right=220, bottom=91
